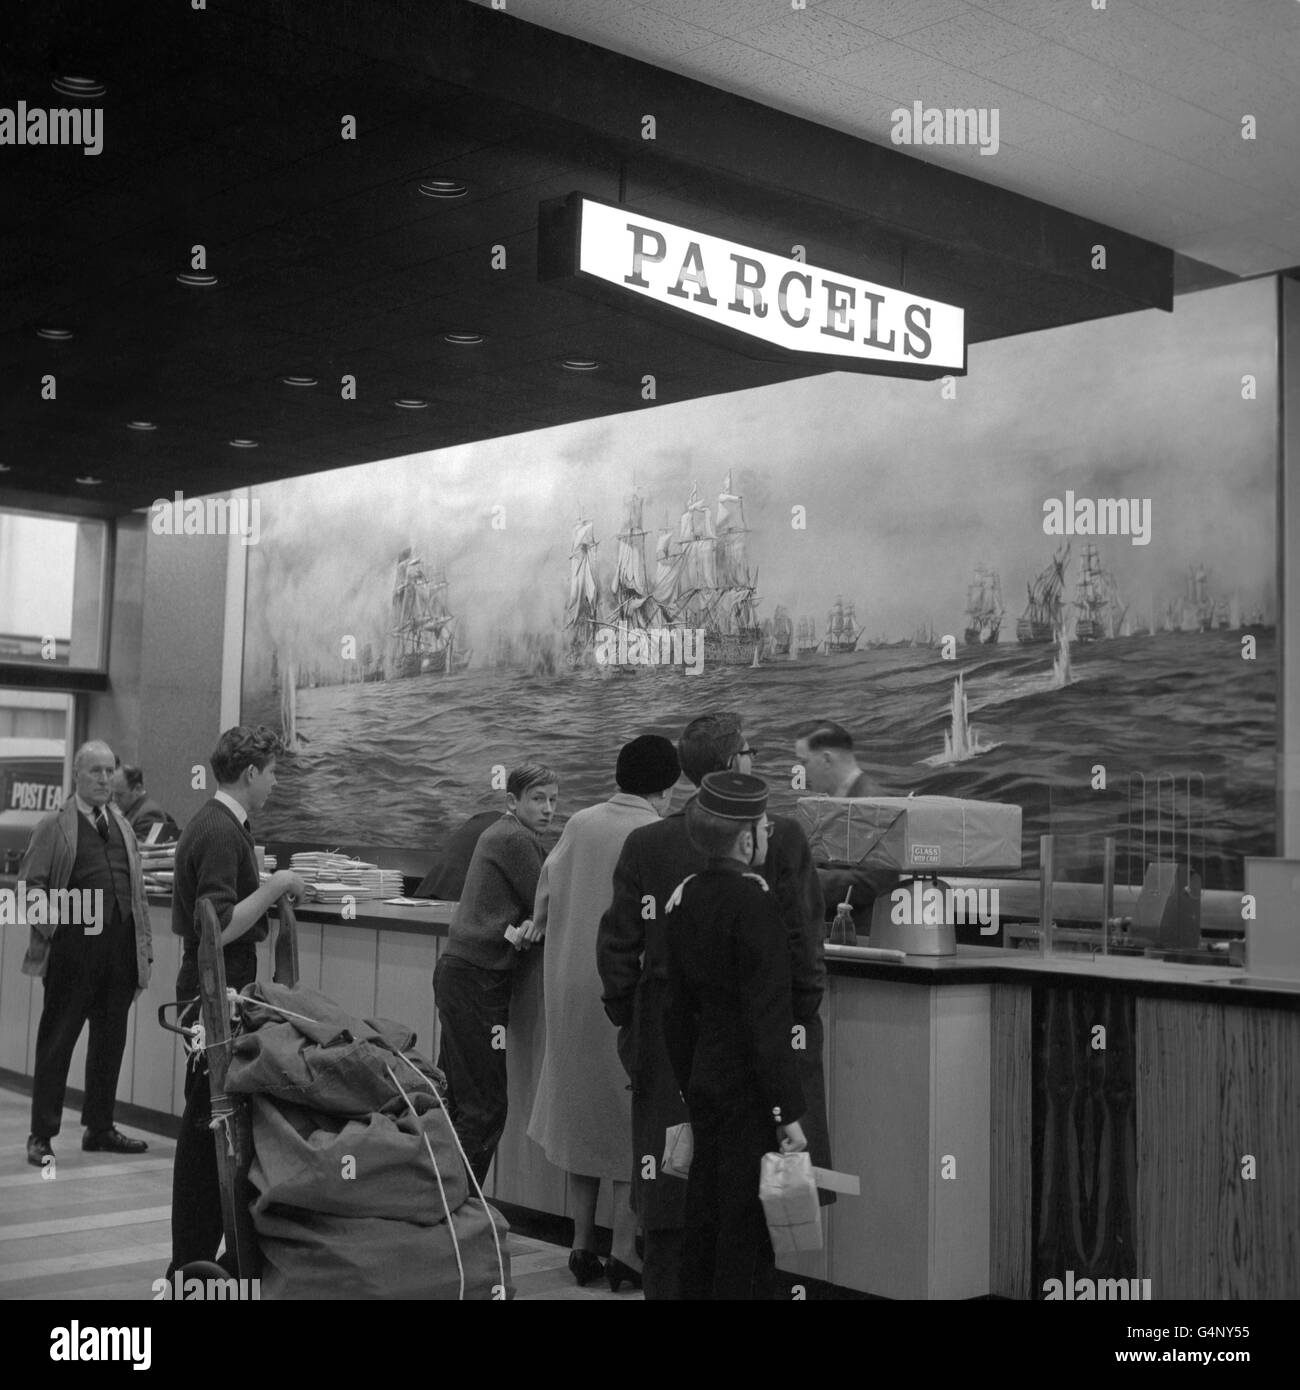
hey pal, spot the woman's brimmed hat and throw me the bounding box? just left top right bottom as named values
left=696, top=770, right=768, bottom=820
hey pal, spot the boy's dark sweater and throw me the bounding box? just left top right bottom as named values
left=172, top=798, right=267, bottom=999
left=442, top=814, right=546, bottom=972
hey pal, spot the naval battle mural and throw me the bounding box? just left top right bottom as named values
left=241, top=277, right=1277, bottom=888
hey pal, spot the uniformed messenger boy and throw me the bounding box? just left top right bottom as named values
left=662, top=771, right=806, bottom=1301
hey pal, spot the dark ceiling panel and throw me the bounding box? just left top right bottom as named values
left=0, top=0, right=1175, bottom=512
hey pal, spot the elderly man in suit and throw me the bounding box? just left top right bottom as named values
left=22, top=740, right=153, bottom=1167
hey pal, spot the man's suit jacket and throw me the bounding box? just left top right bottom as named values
left=19, top=798, right=153, bottom=990
left=125, top=796, right=181, bottom=843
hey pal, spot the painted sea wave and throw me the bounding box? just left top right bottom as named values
left=244, top=627, right=1274, bottom=890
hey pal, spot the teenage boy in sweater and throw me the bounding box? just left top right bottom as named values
left=167, top=724, right=304, bottom=1273
left=433, top=763, right=558, bottom=1185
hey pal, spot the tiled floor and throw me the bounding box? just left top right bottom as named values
left=0, top=1087, right=640, bottom=1301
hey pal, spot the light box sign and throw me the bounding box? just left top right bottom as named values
left=539, top=192, right=964, bottom=378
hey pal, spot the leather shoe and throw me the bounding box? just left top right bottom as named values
left=568, top=1249, right=604, bottom=1287
left=82, top=1127, right=148, bottom=1154
left=26, top=1135, right=53, bottom=1167
left=606, top=1256, right=643, bottom=1293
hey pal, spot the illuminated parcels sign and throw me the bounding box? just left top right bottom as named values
left=539, top=193, right=964, bottom=379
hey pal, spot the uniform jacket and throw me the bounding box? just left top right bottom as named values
left=664, top=865, right=805, bottom=1129
left=597, top=803, right=828, bottom=1228
left=19, top=797, right=153, bottom=990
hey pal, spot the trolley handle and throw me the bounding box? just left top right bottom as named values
left=157, top=999, right=199, bottom=1038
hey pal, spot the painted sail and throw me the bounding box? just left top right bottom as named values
left=651, top=526, right=680, bottom=622
left=566, top=516, right=601, bottom=645
left=666, top=485, right=716, bottom=626
left=714, top=472, right=760, bottom=634
left=679, top=485, right=717, bottom=593
left=610, top=492, right=654, bottom=629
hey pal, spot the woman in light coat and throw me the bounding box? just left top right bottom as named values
left=527, top=735, right=680, bottom=1291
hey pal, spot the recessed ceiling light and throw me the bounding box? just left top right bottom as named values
left=52, top=75, right=105, bottom=99
left=280, top=375, right=318, bottom=387
left=126, top=421, right=156, bottom=431
left=392, top=398, right=429, bottom=409
left=36, top=327, right=73, bottom=340
left=229, top=438, right=259, bottom=448
left=0, top=464, right=10, bottom=473
left=444, top=332, right=483, bottom=345
left=561, top=358, right=601, bottom=371
left=75, top=475, right=103, bottom=486
left=418, top=178, right=468, bottom=199
left=177, top=272, right=219, bottom=287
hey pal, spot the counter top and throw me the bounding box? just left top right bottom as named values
left=825, top=941, right=1300, bottom=1006
left=144, top=891, right=455, bottom=935
left=133, top=891, right=1299, bottom=1006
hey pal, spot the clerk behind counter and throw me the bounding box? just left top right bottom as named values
left=414, top=810, right=502, bottom=900
left=793, top=719, right=898, bottom=935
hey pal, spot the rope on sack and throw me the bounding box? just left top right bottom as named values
left=384, top=1061, right=465, bottom=1302
left=396, top=1049, right=506, bottom=1300
left=231, top=996, right=325, bottom=1027
left=195, top=994, right=353, bottom=1055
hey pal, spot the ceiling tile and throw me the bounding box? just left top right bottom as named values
left=819, top=0, right=971, bottom=40
left=897, top=9, right=1041, bottom=67
left=818, top=38, right=958, bottom=102
left=611, top=0, right=782, bottom=42
left=735, top=11, right=885, bottom=67
left=1135, top=0, right=1300, bottom=85
left=1177, top=228, right=1294, bottom=278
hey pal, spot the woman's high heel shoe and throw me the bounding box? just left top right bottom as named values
left=605, top=1256, right=643, bottom=1293
left=568, top=1249, right=604, bottom=1287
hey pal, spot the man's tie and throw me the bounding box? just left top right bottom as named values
left=94, top=807, right=109, bottom=842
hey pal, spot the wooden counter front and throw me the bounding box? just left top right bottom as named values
left=2, top=902, right=1296, bottom=1297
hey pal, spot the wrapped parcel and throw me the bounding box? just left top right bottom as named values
left=796, top=796, right=1022, bottom=874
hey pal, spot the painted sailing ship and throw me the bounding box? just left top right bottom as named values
left=1016, top=543, right=1071, bottom=645
left=650, top=478, right=763, bottom=665
left=796, top=616, right=820, bottom=655
left=763, top=605, right=794, bottom=659
left=1072, top=543, right=1127, bottom=641
left=1165, top=564, right=1220, bottom=633
left=606, top=491, right=666, bottom=635
left=963, top=565, right=1004, bottom=645
left=706, top=474, right=764, bottom=664
left=822, top=596, right=862, bottom=654
left=559, top=476, right=767, bottom=669
left=388, top=548, right=469, bottom=678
